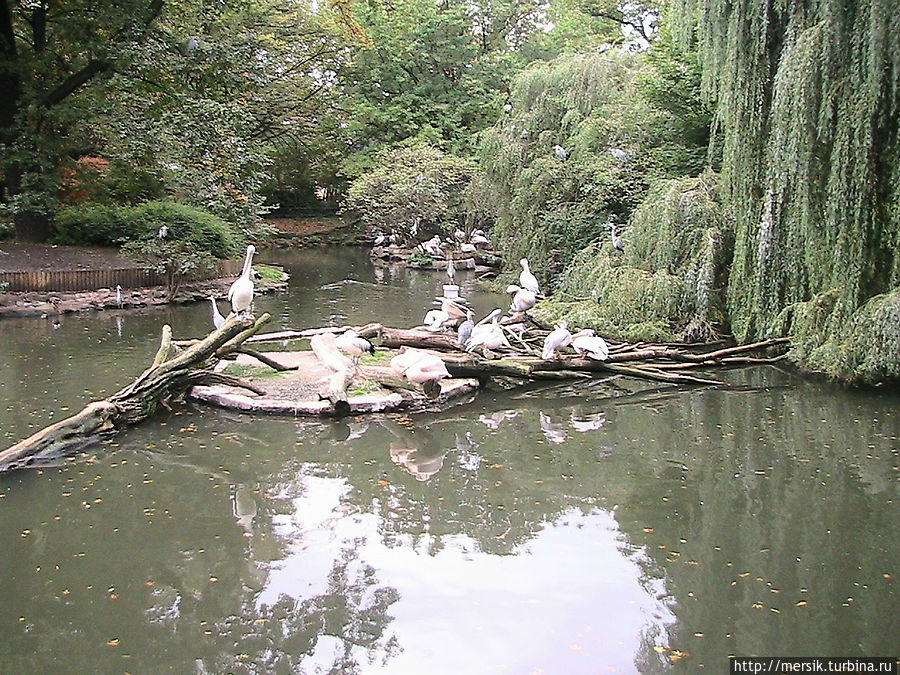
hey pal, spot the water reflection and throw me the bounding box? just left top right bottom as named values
left=0, top=248, right=897, bottom=673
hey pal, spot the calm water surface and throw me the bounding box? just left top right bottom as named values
left=0, top=248, right=897, bottom=674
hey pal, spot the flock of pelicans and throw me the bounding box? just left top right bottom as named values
left=207, top=243, right=611, bottom=392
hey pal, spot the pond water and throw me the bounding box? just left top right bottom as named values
left=0, top=248, right=897, bottom=674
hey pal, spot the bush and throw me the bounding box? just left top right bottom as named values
left=52, top=200, right=242, bottom=258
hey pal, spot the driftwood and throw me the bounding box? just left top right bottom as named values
left=0, top=313, right=275, bottom=472
left=2, top=313, right=790, bottom=473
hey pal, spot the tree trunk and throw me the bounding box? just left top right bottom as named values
left=0, top=313, right=272, bottom=472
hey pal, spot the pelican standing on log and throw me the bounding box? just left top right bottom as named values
left=571, top=329, right=609, bottom=360
left=519, top=258, right=541, bottom=295
left=229, top=244, right=256, bottom=316
left=541, top=321, right=573, bottom=360
left=209, top=296, right=226, bottom=329
left=506, top=284, right=537, bottom=314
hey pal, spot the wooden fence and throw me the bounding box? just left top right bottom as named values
left=0, top=260, right=243, bottom=293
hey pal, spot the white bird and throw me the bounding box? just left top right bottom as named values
left=446, top=258, right=456, bottom=284
left=611, top=147, right=629, bottom=162
left=390, top=349, right=450, bottom=385
left=421, top=235, right=444, bottom=258
left=465, top=309, right=508, bottom=353
left=571, top=329, right=609, bottom=360
left=423, top=297, right=467, bottom=332
left=404, top=353, right=451, bottom=385
left=208, top=295, right=225, bottom=329
left=460, top=242, right=477, bottom=254
left=519, top=258, right=541, bottom=295
left=611, top=224, right=625, bottom=254
left=503, top=102, right=513, bottom=113
left=553, top=144, right=569, bottom=161
left=373, top=232, right=387, bottom=246
left=454, top=229, right=467, bottom=241
left=335, top=329, right=374, bottom=361
left=228, top=244, right=256, bottom=316
left=506, top=284, right=537, bottom=314
left=115, top=284, right=123, bottom=308
left=157, top=224, right=168, bottom=239
left=542, top=321, right=573, bottom=360
left=470, top=232, right=491, bottom=248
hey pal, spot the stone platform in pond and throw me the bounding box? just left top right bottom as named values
left=190, top=351, right=480, bottom=416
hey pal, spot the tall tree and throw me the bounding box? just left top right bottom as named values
left=0, top=0, right=164, bottom=240
left=670, top=0, right=900, bottom=381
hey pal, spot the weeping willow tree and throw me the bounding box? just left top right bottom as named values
left=670, top=0, right=900, bottom=382
left=477, top=51, right=701, bottom=289
left=534, top=171, right=732, bottom=342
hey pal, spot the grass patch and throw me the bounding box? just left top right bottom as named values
left=255, top=263, right=288, bottom=282
left=359, top=350, right=393, bottom=365
left=221, top=364, right=283, bottom=378
left=349, top=380, right=383, bottom=396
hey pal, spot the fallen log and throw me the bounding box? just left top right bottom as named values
left=0, top=313, right=273, bottom=472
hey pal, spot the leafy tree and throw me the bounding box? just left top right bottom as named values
left=342, top=144, right=477, bottom=244
left=0, top=0, right=165, bottom=241
left=0, top=0, right=352, bottom=241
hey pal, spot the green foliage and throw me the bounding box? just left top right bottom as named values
left=121, top=238, right=216, bottom=301
left=535, top=172, right=731, bottom=341
left=669, top=0, right=900, bottom=382
left=474, top=50, right=713, bottom=290
left=52, top=201, right=241, bottom=258
left=774, top=288, right=900, bottom=384
left=342, top=144, right=477, bottom=242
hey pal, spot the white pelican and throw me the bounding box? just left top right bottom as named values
left=228, top=244, right=256, bottom=316
left=572, top=328, right=609, bottom=361
left=157, top=224, right=168, bottom=239
left=390, top=349, right=450, bottom=385
left=335, top=329, right=374, bottom=361
left=423, top=297, right=467, bottom=332
left=541, top=321, right=572, bottom=360
left=208, top=295, right=225, bottom=329
left=453, top=229, right=466, bottom=242
left=571, top=329, right=609, bottom=360
left=421, top=235, right=444, bottom=258
left=460, top=242, right=477, bottom=254
left=506, top=284, right=537, bottom=314
left=519, top=258, right=541, bottom=295
left=470, top=232, right=491, bottom=248
left=404, top=353, right=451, bottom=385
left=465, top=309, right=508, bottom=353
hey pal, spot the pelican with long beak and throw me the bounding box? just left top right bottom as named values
left=519, top=258, right=541, bottom=295
left=571, top=329, right=609, bottom=360
left=228, top=245, right=256, bottom=316
left=390, top=349, right=451, bottom=385
left=541, top=321, right=573, bottom=360
left=465, top=309, right=509, bottom=353
left=506, top=284, right=537, bottom=314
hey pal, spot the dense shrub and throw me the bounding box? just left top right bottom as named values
left=52, top=200, right=242, bottom=258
